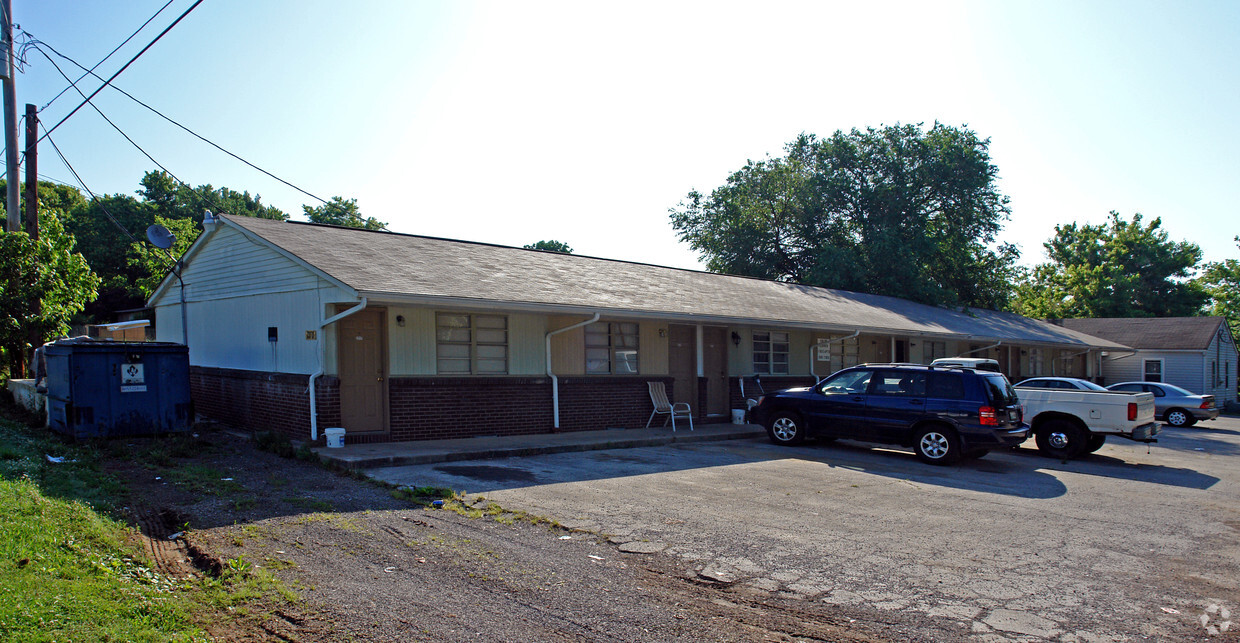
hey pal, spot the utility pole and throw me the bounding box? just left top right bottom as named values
left=23, top=102, right=34, bottom=238
left=1, top=0, right=17, bottom=233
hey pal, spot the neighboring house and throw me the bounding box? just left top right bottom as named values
left=147, top=214, right=1129, bottom=444
left=1059, top=317, right=1238, bottom=408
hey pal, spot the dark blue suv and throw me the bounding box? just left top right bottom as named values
left=749, top=364, right=1028, bottom=465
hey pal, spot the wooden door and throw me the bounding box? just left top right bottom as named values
left=668, top=324, right=697, bottom=408
left=703, top=326, right=729, bottom=416
left=338, top=308, right=387, bottom=434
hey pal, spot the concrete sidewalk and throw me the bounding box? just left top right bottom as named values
left=313, top=422, right=766, bottom=469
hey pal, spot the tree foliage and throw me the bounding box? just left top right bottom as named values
left=303, top=197, right=386, bottom=230
left=669, top=123, right=1019, bottom=309
left=0, top=211, right=100, bottom=376
left=523, top=240, right=573, bottom=253
left=126, top=215, right=199, bottom=299
left=1199, top=235, right=1240, bottom=338
left=1011, top=212, right=1206, bottom=318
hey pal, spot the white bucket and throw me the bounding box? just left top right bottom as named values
left=324, top=427, right=346, bottom=448
left=731, top=409, right=746, bottom=424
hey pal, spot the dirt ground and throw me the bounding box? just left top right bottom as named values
left=112, top=424, right=955, bottom=642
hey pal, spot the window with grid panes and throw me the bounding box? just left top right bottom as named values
left=923, top=340, right=947, bottom=363
left=753, top=331, right=790, bottom=374
left=436, top=313, right=508, bottom=374
left=585, top=322, right=639, bottom=374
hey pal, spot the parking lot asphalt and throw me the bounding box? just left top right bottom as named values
left=366, top=416, right=1240, bottom=641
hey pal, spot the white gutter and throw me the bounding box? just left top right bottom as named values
left=812, top=330, right=861, bottom=379
left=308, top=298, right=368, bottom=441
left=546, top=313, right=600, bottom=429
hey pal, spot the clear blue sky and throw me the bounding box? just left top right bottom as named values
left=14, top=0, right=1240, bottom=271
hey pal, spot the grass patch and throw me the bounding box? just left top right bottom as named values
left=166, top=465, right=244, bottom=497
left=0, top=407, right=297, bottom=640
left=0, top=476, right=206, bottom=642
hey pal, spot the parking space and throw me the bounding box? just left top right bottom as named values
left=368, top=416, right=1240, bottom=641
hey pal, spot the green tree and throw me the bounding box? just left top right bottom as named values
left=1199, top=236, right=1240, bottom=338
left=303, top=196, right=386, bottom=230
left=139, top=171, right=287, bottom=223
left=0, top=210, right=100, bottom=377
left=669, top=123, right=1019, bottom=309
left=125, top=215, right=199, bottom=299
left=523, top=240, right=573, bottom=253
left=1012, top=212, right=1206, bottom=318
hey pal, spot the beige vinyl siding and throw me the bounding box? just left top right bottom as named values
left=508, top=313, right=548, bottom=375
left=387, top=307, right=437, bottom=375
left=640, top=323, right=669, bottom=375
left=549, top=315, right=589, bottom=375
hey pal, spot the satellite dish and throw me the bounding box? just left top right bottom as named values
left=146, top=224, right=176, bottom=249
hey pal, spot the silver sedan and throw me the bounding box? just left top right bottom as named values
left=1105, top=381, right=1219, bottom=427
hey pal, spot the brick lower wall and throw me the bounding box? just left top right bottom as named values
left=190, top=366, right=337, bottom=440
left=193, top=367, right=678, bottom=443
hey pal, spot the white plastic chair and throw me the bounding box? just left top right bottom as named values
left=646, top=381, right=693, bottom=432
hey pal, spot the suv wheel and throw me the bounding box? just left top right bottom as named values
left=767, top=412, right=806, bottom=445
left=1035, top=420, right=1087, bottom=459
left=1086, top=435, right=1107, bottom=453
left=914, top=426, right=961, bottom=465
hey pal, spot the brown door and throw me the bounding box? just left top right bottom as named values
left=703, top=327, right=729, bottom=416
left=668, top=324, right=697, bottom=408
left=338, top=308, right=387, bottom=434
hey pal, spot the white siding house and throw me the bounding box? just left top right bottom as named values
left=1060, top=317, right=1238, bottom=407
left=147, top=214, right=1131, bottom=444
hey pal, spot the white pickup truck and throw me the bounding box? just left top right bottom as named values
left=1014, top=377, right=1159, bottom=459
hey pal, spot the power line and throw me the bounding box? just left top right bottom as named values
left=41, top=124, right=144, bottom=248
left=35, top=0, right=176, bottom=113
left=34, top=43, right=188, bottom=187
left=27, top=36, right=331, bottom=206
left=37, top=0, right=204, bottom=145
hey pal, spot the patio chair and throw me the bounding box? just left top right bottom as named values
left=646, top=381, right=693, bottom=432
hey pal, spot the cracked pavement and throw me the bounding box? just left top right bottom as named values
left=369, top=416, right=1240, bottom=641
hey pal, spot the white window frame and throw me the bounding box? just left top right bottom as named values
left=753, top=330, right=790, bottom=375
left=1143, top=358, right=1163, bottom=383
left=585, top=322, right=640, bottom=374
left=436, top=312, right=508, bottom=375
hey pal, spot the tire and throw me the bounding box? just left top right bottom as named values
left=1086, top=434, right=1107, bottom=453
left=1035, top=420, right=1088, bottom=460
left=1165, top=408, right=1192, bottom=427
left=913, top=425, right=961, bottom=465
left=767, top=412, right=806, bottom=445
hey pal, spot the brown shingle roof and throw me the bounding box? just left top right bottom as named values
left=219, top=215, right=1127, bottom=349
left=1058, top=317, right=1225, bottom=351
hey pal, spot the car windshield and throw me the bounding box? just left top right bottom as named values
left=980, top=374, right=1019, bottom=406
left=1076, top=380, right=1107, bottom=391
left=820, top=370, right=872, bottom=394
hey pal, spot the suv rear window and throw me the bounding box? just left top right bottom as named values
left=926, top=372, right=966, bottom=399
left=980, top=374, right=1019, bottom=406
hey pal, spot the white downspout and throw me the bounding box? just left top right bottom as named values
left=812, top=330, right=861, bottom=379
left=308, top=298, right=368, bottom=441
left=546, top=313, right=601, bottom=430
